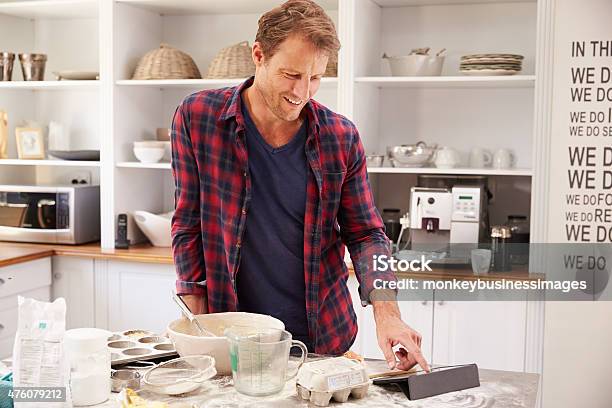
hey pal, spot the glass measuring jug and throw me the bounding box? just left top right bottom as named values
left=224, top=326, right=308, bottom=396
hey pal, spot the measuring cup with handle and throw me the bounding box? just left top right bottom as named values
left=224, top=326, right=308, bottom=396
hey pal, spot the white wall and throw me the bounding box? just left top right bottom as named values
left=541, top=0, right=612, bottom=406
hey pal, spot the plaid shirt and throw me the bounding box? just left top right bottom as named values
left=171, top=77, right=395, bottom=355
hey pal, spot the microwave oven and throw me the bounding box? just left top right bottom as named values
left=0, top=184, right=100, bottom=244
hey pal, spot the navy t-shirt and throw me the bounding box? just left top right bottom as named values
left=236, top=94, right=311, bottom=348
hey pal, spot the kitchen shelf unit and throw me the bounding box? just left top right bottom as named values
left=368, top=167, right=533, bottom=176
left=0, top=80, right=99, bottom=90
left=0, top=159, right=100, bottom=167
left=354, top=75, right=536, bottom=88
left=0, top=0, right=101, bottom=186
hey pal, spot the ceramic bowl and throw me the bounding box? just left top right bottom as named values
left=167, top=312, right=285, bottom=375
left=133, top=143, right=165, bottom=163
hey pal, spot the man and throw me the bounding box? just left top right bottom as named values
left=171, top=0, right=429, bottom=372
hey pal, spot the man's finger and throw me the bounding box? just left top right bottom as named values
left=379, top=339, right=396, bottom=370
left=395, top=348, right=418, bottom=371
left=398, top=334, right=430, bottom=373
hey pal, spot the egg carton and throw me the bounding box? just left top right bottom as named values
left=296, top=357, right=371, bottom=407
left=108, top=329, right=177, bottom=366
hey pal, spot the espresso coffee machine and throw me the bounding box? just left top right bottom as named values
left=408, top=184, right=489, bottom=259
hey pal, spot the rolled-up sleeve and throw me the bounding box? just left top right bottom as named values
left=171, top=102, right=206, bottom=296
left=337, top=125, right=397, bottom=304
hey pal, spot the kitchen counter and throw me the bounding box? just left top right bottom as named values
left=97, top=359, right=539, bottom=408
left=0, top=242, right=544, bottom=281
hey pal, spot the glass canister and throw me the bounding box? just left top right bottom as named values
left=491, top=225, right=512, bottom=272
left=507, top=215, right=530, bottom=265
left=382, top=208, right=401, bottom=244
left=64, top=328, right=111, bottom=406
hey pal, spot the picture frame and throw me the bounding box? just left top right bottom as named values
left=15, top=127, right=45, bottom=159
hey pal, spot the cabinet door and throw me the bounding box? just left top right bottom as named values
left=347, top=274, right=363, bottom=354
left=432, top=291, right=527, bottom=371
left=0, top=286, right=51, bottom=359
left=107, top=261, right=179, bottom=334
left=360, top=288, right=434, bottom=364
left=51, top=256, right=95, bottom=329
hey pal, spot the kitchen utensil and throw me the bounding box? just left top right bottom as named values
left=296, top=357, right=370, bottom=406
left=133, top=141, right=165, bottom=163
left=167, top=312, right=285, bottom=375
left=372, top=364, right=480, bottom=401
left=18, top=53, right=47, bottom=81
left=383, top=53, right=444, bottom=76
left=111, top=370, right=141, bottom=392
left=492, top=148, right=515, bottom=169
left=48, top=150, right=100, bottom=161
left=469, top=147, right=492, bottom=168
left=491, top=225, right=512, bottom=272
left=470, top=249, right=491, bottom=275
left=225, top=326, right=307, bottom=396
left=433, top=146, right=459, bottom=169
left=387, top=142, right=437, bottom=167
left=365, top=154, right=384, bottom=167
left=171, top=291, right=215, bottom=337
left=142, top=355, right=216, bottom=396
left=53, top=71, right=99, bottom=80
left=108, top=329, right=177, bottom=367
left=133, top=210, right=172, bottom=247
left=0, top=52, right=15, bottom=81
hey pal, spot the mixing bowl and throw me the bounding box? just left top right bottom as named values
left=387, top=142, right=437, bottom=167
left=167, top=312, right=285, bottom=375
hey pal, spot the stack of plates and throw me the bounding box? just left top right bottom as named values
left=460, top=54, right=523, bottom=76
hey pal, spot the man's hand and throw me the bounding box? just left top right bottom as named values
left=181, top=294, right=208, bottom=315
left=372, top=299, right=430, bottom=372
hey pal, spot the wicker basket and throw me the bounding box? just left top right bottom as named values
left=325, top=52, right=338, bottom=77
left=206, top=41, right=255, bottom=79
left=132, top=43, right=201, bottom=80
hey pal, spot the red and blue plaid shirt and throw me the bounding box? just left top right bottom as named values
left=171, top=77, right=395, bottom=354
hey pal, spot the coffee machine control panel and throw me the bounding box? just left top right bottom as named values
left=451, top=187, right=481, bottom=222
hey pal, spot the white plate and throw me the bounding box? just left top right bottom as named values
left=53, top=71, right=99, bottom=80
left=460, top=69, right=521, bottom=76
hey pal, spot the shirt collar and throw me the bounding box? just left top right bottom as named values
left=221, top=76, right=321, bottom=138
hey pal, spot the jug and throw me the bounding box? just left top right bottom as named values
left=225, top=326, right=307, bottom=396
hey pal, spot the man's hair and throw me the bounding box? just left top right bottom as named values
left=256, top=0, right=340, bottom=59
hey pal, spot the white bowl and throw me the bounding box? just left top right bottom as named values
left=167, top=312, right=285, bottom=375
left=133, top=210, right=173, bottom=247
left=133, top=146, right=164, bottom=163
left=134, top=140, right=166, bottom=148
left=383, top=54, right=445, bottom=76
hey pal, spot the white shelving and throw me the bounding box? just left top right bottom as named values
left=116, top=162, right=171, bottom=169
left=0, top=159, right=100, bottom=167
left=0, top=0, right=98, bottom=19
left=0, top=80, right=99, bottom=90
left=373, top=0, right=535, bottom=6
left=367, top=167, right=532, bottom=176
left=116, top=77, right=337, bottom=89
left=115, top=0, right=338, bottom=15
left=355, top=75, right=536, bottom=88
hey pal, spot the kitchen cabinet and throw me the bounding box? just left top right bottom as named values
left=51, top=256, right=95, bottom=329
left=0, top=258, right=52, bottom=358
left=103, top=260, right=178, bottom=334
left=432, top=291, right=528, bottom=372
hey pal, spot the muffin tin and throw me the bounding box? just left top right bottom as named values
left=108, top=329, right=178, bottom=366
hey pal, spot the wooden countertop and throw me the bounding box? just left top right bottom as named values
left=0, top=242, right=544, bottom=281
left=0, top=241, right=174, bottom=267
